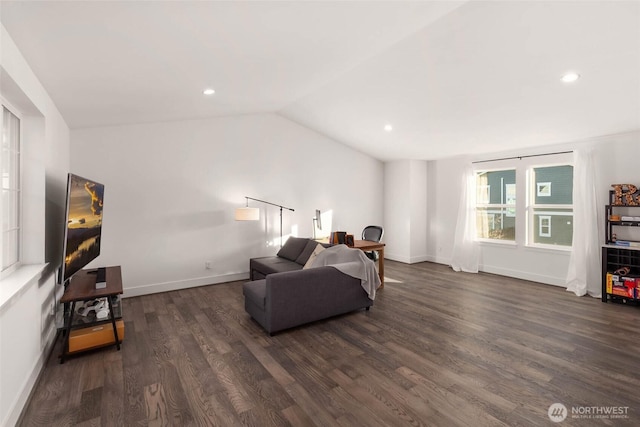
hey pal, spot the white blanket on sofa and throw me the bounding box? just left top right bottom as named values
left=310, top=244, right=380, bottom=300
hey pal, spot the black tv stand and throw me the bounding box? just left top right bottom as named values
left=59, top=266, right=123, bottom=363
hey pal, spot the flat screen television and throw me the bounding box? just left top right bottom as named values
left=59, top=173, right=105, bottom=285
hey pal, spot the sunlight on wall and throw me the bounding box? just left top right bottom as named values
left=316, top=210, right=333, bottom=239
left=267, top=224, right=298, bottom=247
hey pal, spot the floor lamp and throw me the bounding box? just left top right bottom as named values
left=235, top=196, right=295, bottom=247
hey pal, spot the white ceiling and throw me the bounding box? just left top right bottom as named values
left=1, top=1, right=639, bottom=161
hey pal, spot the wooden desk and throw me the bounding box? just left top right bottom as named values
left=353, top=240, right=386, bottom=288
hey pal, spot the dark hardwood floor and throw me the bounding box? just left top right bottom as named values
left=18, top=261, right=640, bottom=426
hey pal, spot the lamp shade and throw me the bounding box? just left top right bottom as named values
left=235, top=207, right=260, bottom=221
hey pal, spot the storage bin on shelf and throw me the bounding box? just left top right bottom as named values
left=605, top=272, right=638, bottom=299
left=68, top=319, right=125, bottom=353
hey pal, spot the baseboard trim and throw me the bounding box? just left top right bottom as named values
left=385, top=253, right=429, bottom=264
left=123, top=272, right=250, bottom=298
left=422, top=257, right=566, bottom=287
left=384, top=254, right=410, bottom=264
left=426, top=254, right=450, bottom=265
left=409, top=255, right=429, bottom=264
left=479, top=265, right=566, bottom=287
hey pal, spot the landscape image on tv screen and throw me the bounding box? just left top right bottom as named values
left=62, top=174, right=104, bottom=282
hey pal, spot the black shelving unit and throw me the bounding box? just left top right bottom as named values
left=602, top=190, right=640, bottom=303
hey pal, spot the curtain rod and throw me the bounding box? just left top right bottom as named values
left=472, top=150, right=573, bottom=164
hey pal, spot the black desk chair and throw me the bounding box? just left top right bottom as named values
left=362, top=225, right=384, bottom=261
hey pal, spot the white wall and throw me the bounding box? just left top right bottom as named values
left=426, top=156, right=460, bottom=265
left=384, top=159, right=428, bottom=263
left=0, top=25, right=70, bottom=427
left=426, top=130, right=640, bottom=286
left=409, top=161, right=428, bottom=262
left=384, top=161, right=409, bottom=261
left=71, top=114, right=383, bottom=296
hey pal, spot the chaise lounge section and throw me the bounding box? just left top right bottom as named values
left=249, top=236, right=328, bottom=280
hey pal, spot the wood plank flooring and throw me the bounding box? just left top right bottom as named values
left=18, top=261, right=640, bottom=426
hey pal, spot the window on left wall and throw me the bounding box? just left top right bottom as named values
left=1, top=105, right=21, bottom=275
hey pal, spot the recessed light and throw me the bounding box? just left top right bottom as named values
left=203, top=88, right=215, bottom=95
left=384, top=124, right=393, bottom=132
left=561, top=72, right=580, bottom=83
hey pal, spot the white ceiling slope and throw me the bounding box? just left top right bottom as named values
left=2, top=1, right=639, bottom=161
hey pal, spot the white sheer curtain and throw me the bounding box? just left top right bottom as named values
left=566, top=148, right=601, bottom=297
left=451, top=161, right=480, bottom=273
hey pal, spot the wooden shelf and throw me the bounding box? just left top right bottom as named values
left=59, top=266, right=124, bottom=363
left=60, top=266, right=123, bottom=303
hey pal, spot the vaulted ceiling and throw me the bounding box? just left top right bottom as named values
left=2, top=1, right=639, bottom=161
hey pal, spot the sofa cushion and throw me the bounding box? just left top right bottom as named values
left=251, top=257, right=302, bottom=276
left=277, top=236, right=309, bottom=262
left=243, top=280, right=266, bottom=309
left=295, top=239, right=320, bottom=265
left=303, top=244, right=325, bottom=269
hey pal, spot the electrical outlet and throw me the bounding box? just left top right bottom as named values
left=205, top=261, right=211, bottom=270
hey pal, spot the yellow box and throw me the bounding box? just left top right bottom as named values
left=68, top=319, right=124, bottom=353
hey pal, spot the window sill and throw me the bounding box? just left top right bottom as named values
left=477, top=240, right=572, bottom=254
left=0, top=263, right=48, bottom=313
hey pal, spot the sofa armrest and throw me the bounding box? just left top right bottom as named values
left=265, top=266, right=371, bottom=333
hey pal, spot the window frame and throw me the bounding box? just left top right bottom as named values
left=475, top=168, right=517, bottom=244
left=537, top=182, right=552, bottom=197
left=538, top=215, right=552, bottom=237
left=473, top=154, right=573, bottom=252
left=526, top=163, right=574, bottom=250
left=1, top=100, right=23, bottom=277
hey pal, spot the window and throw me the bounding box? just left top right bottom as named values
left=1, top=105, right=21, bottom=273
left=538, top=215, right=551, bottom=237
left=537, top=182, right=551, bottom=197
left=472, top=155, right=573, bottom=250
left=476, top=169, right=516, bottom=241
left=529, top=165, right=573, bottom=247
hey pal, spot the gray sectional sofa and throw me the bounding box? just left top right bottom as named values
left=243, top=237, right=373, bottom=334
